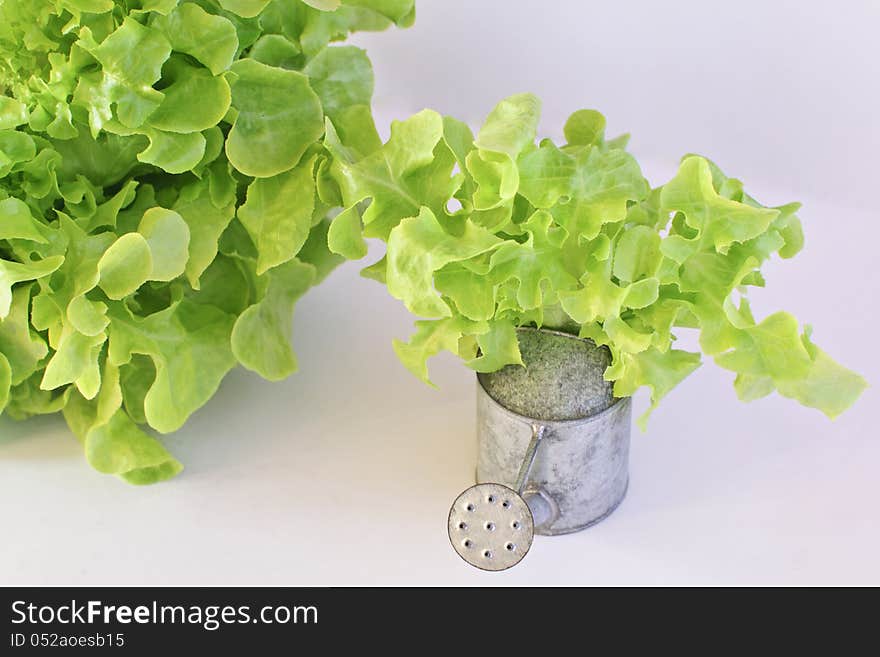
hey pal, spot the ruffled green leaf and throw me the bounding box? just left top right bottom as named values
left=466, top=321, right=523, bottom=373
left=715, top=314, right=866, bottom=418
left=550, top=146, right=648, bottom=241
left=226, top=59, right=324, bottom=178
left=386, top=207, right=501, bottom=318
left=327, top=205, right=368, bottom=259
left=434, top=262, right=496, bottom=321
left=249, top=34, right=302, bottom=68
left=612, top=225, right=661, bottom=283
left=137, top=128, right=206, bottom=174
left=558, top=254, right=625, bottom=325
left=238, top=156, right=317, bottom=274
left=0, top=97, right=28, bottom=131
left=299, top=216, right=345, bottom=283
left=218, top=0, right=272, bottom=18
left=67, top=295, right=109, bottom=337
left=0, top=197, right=49, bottom=243
left=0, top=287, right=48, bottom=386
left=304, top=46, right=373, bottom=121
left=328, top=109, right=460, bottom=240
left=231, top=259, right=316, bottom=380
left=30, top=216, right=114, bottom=345
left=607, top=347, right=702, bottom=428
left=5, top=374, right=71, bottom=421
left=138, top=207, right=191, bottom=282
left=153, top=3, right=239, bottom=76
left=661, top=156, right=780, bottom=253
left=488, top=211, right=577, bottom=310
left=97, top=233, right=153, bottom=300
left=1, top=256, right=65, bottom=319
left=172, top=181, right=236, bottom=288
left=0, top=130, right=37, bottom=177
left=343, top=0, right=415, bottom=23
left=62, top=358, right=123, bottom=441
left=84, top=409, right=183, bottom=485
left=147, top=58, right=232, bottom=134
left=714, top=312, right=812, bottom=380
left=563, top=109, right=606, bottom=147
left=517, top=140, right=575, bottom=209
left=775, top=203, right=804, bottom=259
left=474, top=93, right=541, bottom=158
left=40, top=329, right=106, bottom=399
left=393, top=316, right=486, bottom=386
left=83, top=17, right=172, bottom=129
left=107, top=299, right=237, bottom=434
left=51, top=132, right=146, bottom=189
left=774, top=335, right=867, bottom=419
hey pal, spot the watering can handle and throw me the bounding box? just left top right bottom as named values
left=514, top=424, right=559, bottom=531
left=514, top=423, right=546, bottom=494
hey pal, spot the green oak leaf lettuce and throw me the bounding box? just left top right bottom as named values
left=0, top=0, right=413, bottom=483
left=330, top=93, right=866, bottom=425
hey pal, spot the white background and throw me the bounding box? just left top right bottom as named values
left=1, top=1, right=878, bottom=585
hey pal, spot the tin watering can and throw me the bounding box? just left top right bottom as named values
left=448, top=327, right=632, bottom=571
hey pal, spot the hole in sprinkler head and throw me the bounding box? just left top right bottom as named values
left=458, top=522, right=467, bottom=530
left=487, top=495, right=496, bottom=503
left=483, top=550, right=492, bottom=559
left=512, top=521, right=520, bottom=530
left=502, top=500, right=511, bottom=509
left=506, top=543, right=516, bottom=551
left=466, top=503, right=475, bottom=512
left=484, top=522, right=495, bottom=532
left=463, top=539, right=472, bottom=548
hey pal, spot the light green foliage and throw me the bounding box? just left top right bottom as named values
left=153, top=4, right=239, bottom=76
left=331, top=93, right=865, bottom=422
left=107, top=299, right=237, bottom=434
left=386, top=207, right=500, bottom=317
left=97, top=233, right=153, bottom=300
left=137, top=208, right=190, bottom=282
left=0, top=0, right=413, bottom=483
left=304, top=46, right=374, bottom=121
left=225, top=59, right=323, bottom=178
left=0, top=353, right=10, bottom=413
left=85, top=410, right=184, bottom=485
left=231, top=259, right=317, bottom=381
left=325, top=108, right=460, bottom=240
left=0, top=287, right=48, bottom=386
left=238, top=157, right=317, bottom=274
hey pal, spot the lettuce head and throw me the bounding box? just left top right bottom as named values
left=0, top=0, right=413, bottom=483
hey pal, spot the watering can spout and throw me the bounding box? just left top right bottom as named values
left=523, top=488, right=558, bottom=530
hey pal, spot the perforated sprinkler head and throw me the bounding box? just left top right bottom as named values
left=447, top=425, right=549, bottom=571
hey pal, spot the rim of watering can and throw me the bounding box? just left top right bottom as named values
left=477, top=326, right=629, bottom=427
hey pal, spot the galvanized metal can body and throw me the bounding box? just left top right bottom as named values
left=475, top=328, right=632, bottom=536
